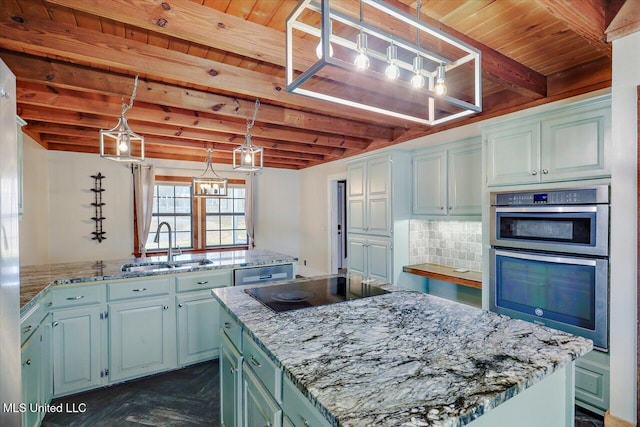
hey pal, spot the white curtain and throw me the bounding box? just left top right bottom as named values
left=133, top=164, right=155, bottom=256
left=245, top=172, right=256, bottom=249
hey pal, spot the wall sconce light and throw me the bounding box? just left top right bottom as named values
left=233, top=99, right=264, bottom=172
left=192, top=148, right=228, bottom=197
left=100, top=74, right=145, bottom=162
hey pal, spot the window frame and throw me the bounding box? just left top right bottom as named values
left=135, top=175, right=247, bottom=257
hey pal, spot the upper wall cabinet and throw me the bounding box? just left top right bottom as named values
left=412, top=137, right=482, bottom=216
left=347, top=154, right=392, bottom=237
left=484, top=95, right=611, bottom=186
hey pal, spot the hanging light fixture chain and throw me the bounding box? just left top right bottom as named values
left=246, top=98, right=260, bottom=132
left=122, top=74, right=140, bottom=116
left=416, top=1, right=422, bottom=47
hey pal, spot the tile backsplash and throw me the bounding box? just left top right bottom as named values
left=409, top=220, right=482, bottom=271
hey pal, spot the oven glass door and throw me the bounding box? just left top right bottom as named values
left=490, top=249, right=608, bottom=349
left=491, top=205, right=608, bottom=255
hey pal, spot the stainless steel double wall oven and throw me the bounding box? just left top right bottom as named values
left=489, top=185, right=609, bottom=350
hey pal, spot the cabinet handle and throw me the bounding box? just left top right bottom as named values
left=178, top=303, right=183, bottom=308
left=22, top=325, right=32, bottom=333
left=66, top=295, right=85, bottom=300
left=439, top=206, right=444, bottom=210
left=448, top=206, right=452, bottom=210
left=531, top=170, right=538, bottom=175
left=197, top=281, right=209, bottom=285
left=163, top=305, right=169, bottom=310
left=250, top=356, right=262, bottom=368
left=301, top=417, right=310, bottom=426
left=23, top=359, right=31, bottom=366
left=230, top=366, right=237, bottom=374
left=52, top=321, right=59, bottom=327
left=132, top=288, right=147, bottom=292
left=224, top=322, right=232, bottom=329
left=542, top=169, right=549, bottom=174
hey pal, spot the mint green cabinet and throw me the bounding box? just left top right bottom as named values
left=346, top=236, right=392, bottom=282
left=177, top=290, right=220, bottom=366
left=485, top=96, right=611, bottom=186
left=575, top=349, right=610, bottom=416
left=221, top=333, right=243, bottom=427
left=52, top=305, right=106, bottom=397
left=243, top=362, right=282, bottom=427
left=347, top=155, right=392, bottom=237
left=282, top=376, right=331, bottom=427
left=21, top=311, right=53, bottom=427
left=109, top=295, right=177, bottom=382
left=412, top=138, right=482, bottom=216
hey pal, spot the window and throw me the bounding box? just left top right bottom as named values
left=205, top=187, right=247, bottom=247
left=143, top=179, right=247, bottom=253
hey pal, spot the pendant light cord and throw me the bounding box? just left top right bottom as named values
left=416, top=1, right=421, bottom=47
left=246, top=99, right=260, bottom=133
left=122, top=74, right=140, bottom=116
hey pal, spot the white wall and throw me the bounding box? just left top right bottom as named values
left=20, top=150, right=301, bottom=265
left=19, top=134, right=50, bottom=265
left=609, top=30, right=639, bottom=424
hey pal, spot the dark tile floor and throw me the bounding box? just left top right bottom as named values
left=42, top=360, right=604, bottom=426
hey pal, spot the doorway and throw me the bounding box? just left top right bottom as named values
left=336, top=180, right=347, bottom=271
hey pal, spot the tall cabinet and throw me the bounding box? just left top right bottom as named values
left=347, top=151, right=410, bottom=284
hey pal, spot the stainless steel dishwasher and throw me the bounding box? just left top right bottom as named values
left=233, top=263, right=294, bottom=286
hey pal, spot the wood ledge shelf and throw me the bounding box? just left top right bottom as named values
left=403, top=263, right=482, bottom=289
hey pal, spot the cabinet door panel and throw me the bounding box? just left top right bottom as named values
left=347, top=199, right=366, bottom=234
left=52, top=306, right=104, bottom=396
left=347, top=163, right=365, bottom=198
left=177, top=293, right=220, bottom=366
left=367, top=156, right=390, bottom=197
left=243, top=362, right=282, bottom=427
left=486, top=122, right=540, bottom=186
left=448, top=143, right=482, bottom=216
left=367, top=239, right=392, bottom=283
left=367, top=197, right=390, bottom=235
left=412, top=151, right=447, bottom=214
left=109, top=296, right=176, bottom=382
left=22, top=332, right=41, bottom=427
left=541, top=107, right=610, bottom=181
left=347, top=237, right=367, bottom=277
left=221, top=334, right=242, bottom=427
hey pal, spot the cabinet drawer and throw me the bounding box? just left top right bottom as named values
left=283, top=376, right=331, bottom=427
left=575, top=351, right=610, bottom=412
left=108, top=277, right=171, bottom=301
left=20, top=302, right=46, bottom=345
left=220, top=309, right=242, bottom=351
left=176, top=269, right=232, bottom=293
left=243, top=331, right=282, bottom=403
left=50, top=284, right=104, bottom=309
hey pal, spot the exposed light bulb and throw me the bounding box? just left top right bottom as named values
left=315, top=40, right=334, bottom=59
left=434, top=64, right=447, bottom=96
left=353, top=32, right=369, bottom=70
left=385, top=44, right=399, bottom=80
left=118, top=136, right=129, bottom=152
left=385, top=63, right=400, bottom=80
left=244, top=152, right=252, bottom=164
left=411, top=56, right=425, bottom=89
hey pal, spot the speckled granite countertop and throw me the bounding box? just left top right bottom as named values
left=213, top=275, right=593, bottom=427
left=20, top=250, right=297, bottom=312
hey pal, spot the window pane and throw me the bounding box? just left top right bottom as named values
left=221, top=215, right=234, bottom=230
left=175, top=197, right=191, bottom=214
left=175, top=185, right=191, bottom=198
left=220, top=231, right=234, bottom=245
left=235, top=230, right=247, bottom=244
left=206, top=198, right=220, bottom=212
left=234, top=199, right=245, bottom=213
left=150, top=184, right=194, bottom=250
left=234, top=188, right=246, bottom=198
left=235, top=216, right=246, bottom=230
left=158, top=185, right=174, bottom=198
left=174, top=231, right=192, bottom=248
left=220, top=198, right=233, bottom=213
left=204, top=185, right=246, bottom=248
left=207, top=232, right=221, bottom=247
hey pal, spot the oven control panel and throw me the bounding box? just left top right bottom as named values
left=493, top=187, right=607, bottom=206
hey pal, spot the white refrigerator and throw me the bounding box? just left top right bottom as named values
left=0, top=58, right=22, bottom=426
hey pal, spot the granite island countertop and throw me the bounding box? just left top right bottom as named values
left=20, top=249, right=297, bottom=312
left=213, top=275, right=593, bottom=427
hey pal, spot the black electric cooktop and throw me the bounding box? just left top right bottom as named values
left=244, top=276, right=390, bottom=313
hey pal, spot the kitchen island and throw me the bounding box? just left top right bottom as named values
left=213, top=274, right=593, bottom=427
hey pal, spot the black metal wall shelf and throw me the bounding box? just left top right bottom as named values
left=91, top=172, right=106, bottom=242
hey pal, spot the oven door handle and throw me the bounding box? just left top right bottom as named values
left=494, top=249, right=598, bottom=266
left=493, top=206, right=598, bottom=213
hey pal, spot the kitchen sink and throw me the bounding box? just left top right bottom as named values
left=121, top=259, right=213, bottom=272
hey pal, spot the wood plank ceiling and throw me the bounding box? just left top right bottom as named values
left=0, top=0, right=624, bottom=169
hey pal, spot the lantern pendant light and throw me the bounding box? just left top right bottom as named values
left=100, top=74, right=145, bottom=162
left=233, top=99, right=264, bottom=171
left=192, top=148, right=228, bottom=197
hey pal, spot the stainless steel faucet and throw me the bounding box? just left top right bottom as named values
left=153, top=221, right=174, bottom=263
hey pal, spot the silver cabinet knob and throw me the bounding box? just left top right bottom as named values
left=24, top=359, right=31, bottom=366
left=132, top=288, right=147, bottom=292
left=542, top=169, right=549, bottom=174
left=224, top=322, right=232, bottom=329
left=531, top=170, right=538, bottom=175
left=178, top=303, right=183, bottom=308
left=163, top=305, right=169, bottom=310
left=250, top=356, right=262, bottom=368
left=197, top=281, right=209, bottom=285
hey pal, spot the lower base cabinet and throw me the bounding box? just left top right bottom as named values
left=575, top=349, right=610, bottom=415
left=109, top=295, right=177, bottom=383
left=52, top=305, right=106, bottom=396
left=21, top=313, right=52, bottom=427
left=220, top=310, right=331, bottom=427
left=220, top=333, right=243, bottom=427
left=177, top=291, right=220, bottom=366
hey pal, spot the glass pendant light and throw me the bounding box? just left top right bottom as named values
left=411, top=56, right=425, bottom=88
left=353, top=32, right=370, bottom=70
left=315, top=20, right=334, bottom=59
left=233, top=99, right=264, bottom=171
left=192, top=148, right=228, bottom=197
left=100, top=74, right=144, bottom=162
left=384, top=43, right=400, bottom=80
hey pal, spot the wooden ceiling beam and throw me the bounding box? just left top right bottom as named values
left=0, top=12, right=411, bottom=129
left=535, top=0, right=611, bottom=57
left=1, top=51, right=395, bottom=141
left=15, top=82, right=368, bottom=150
